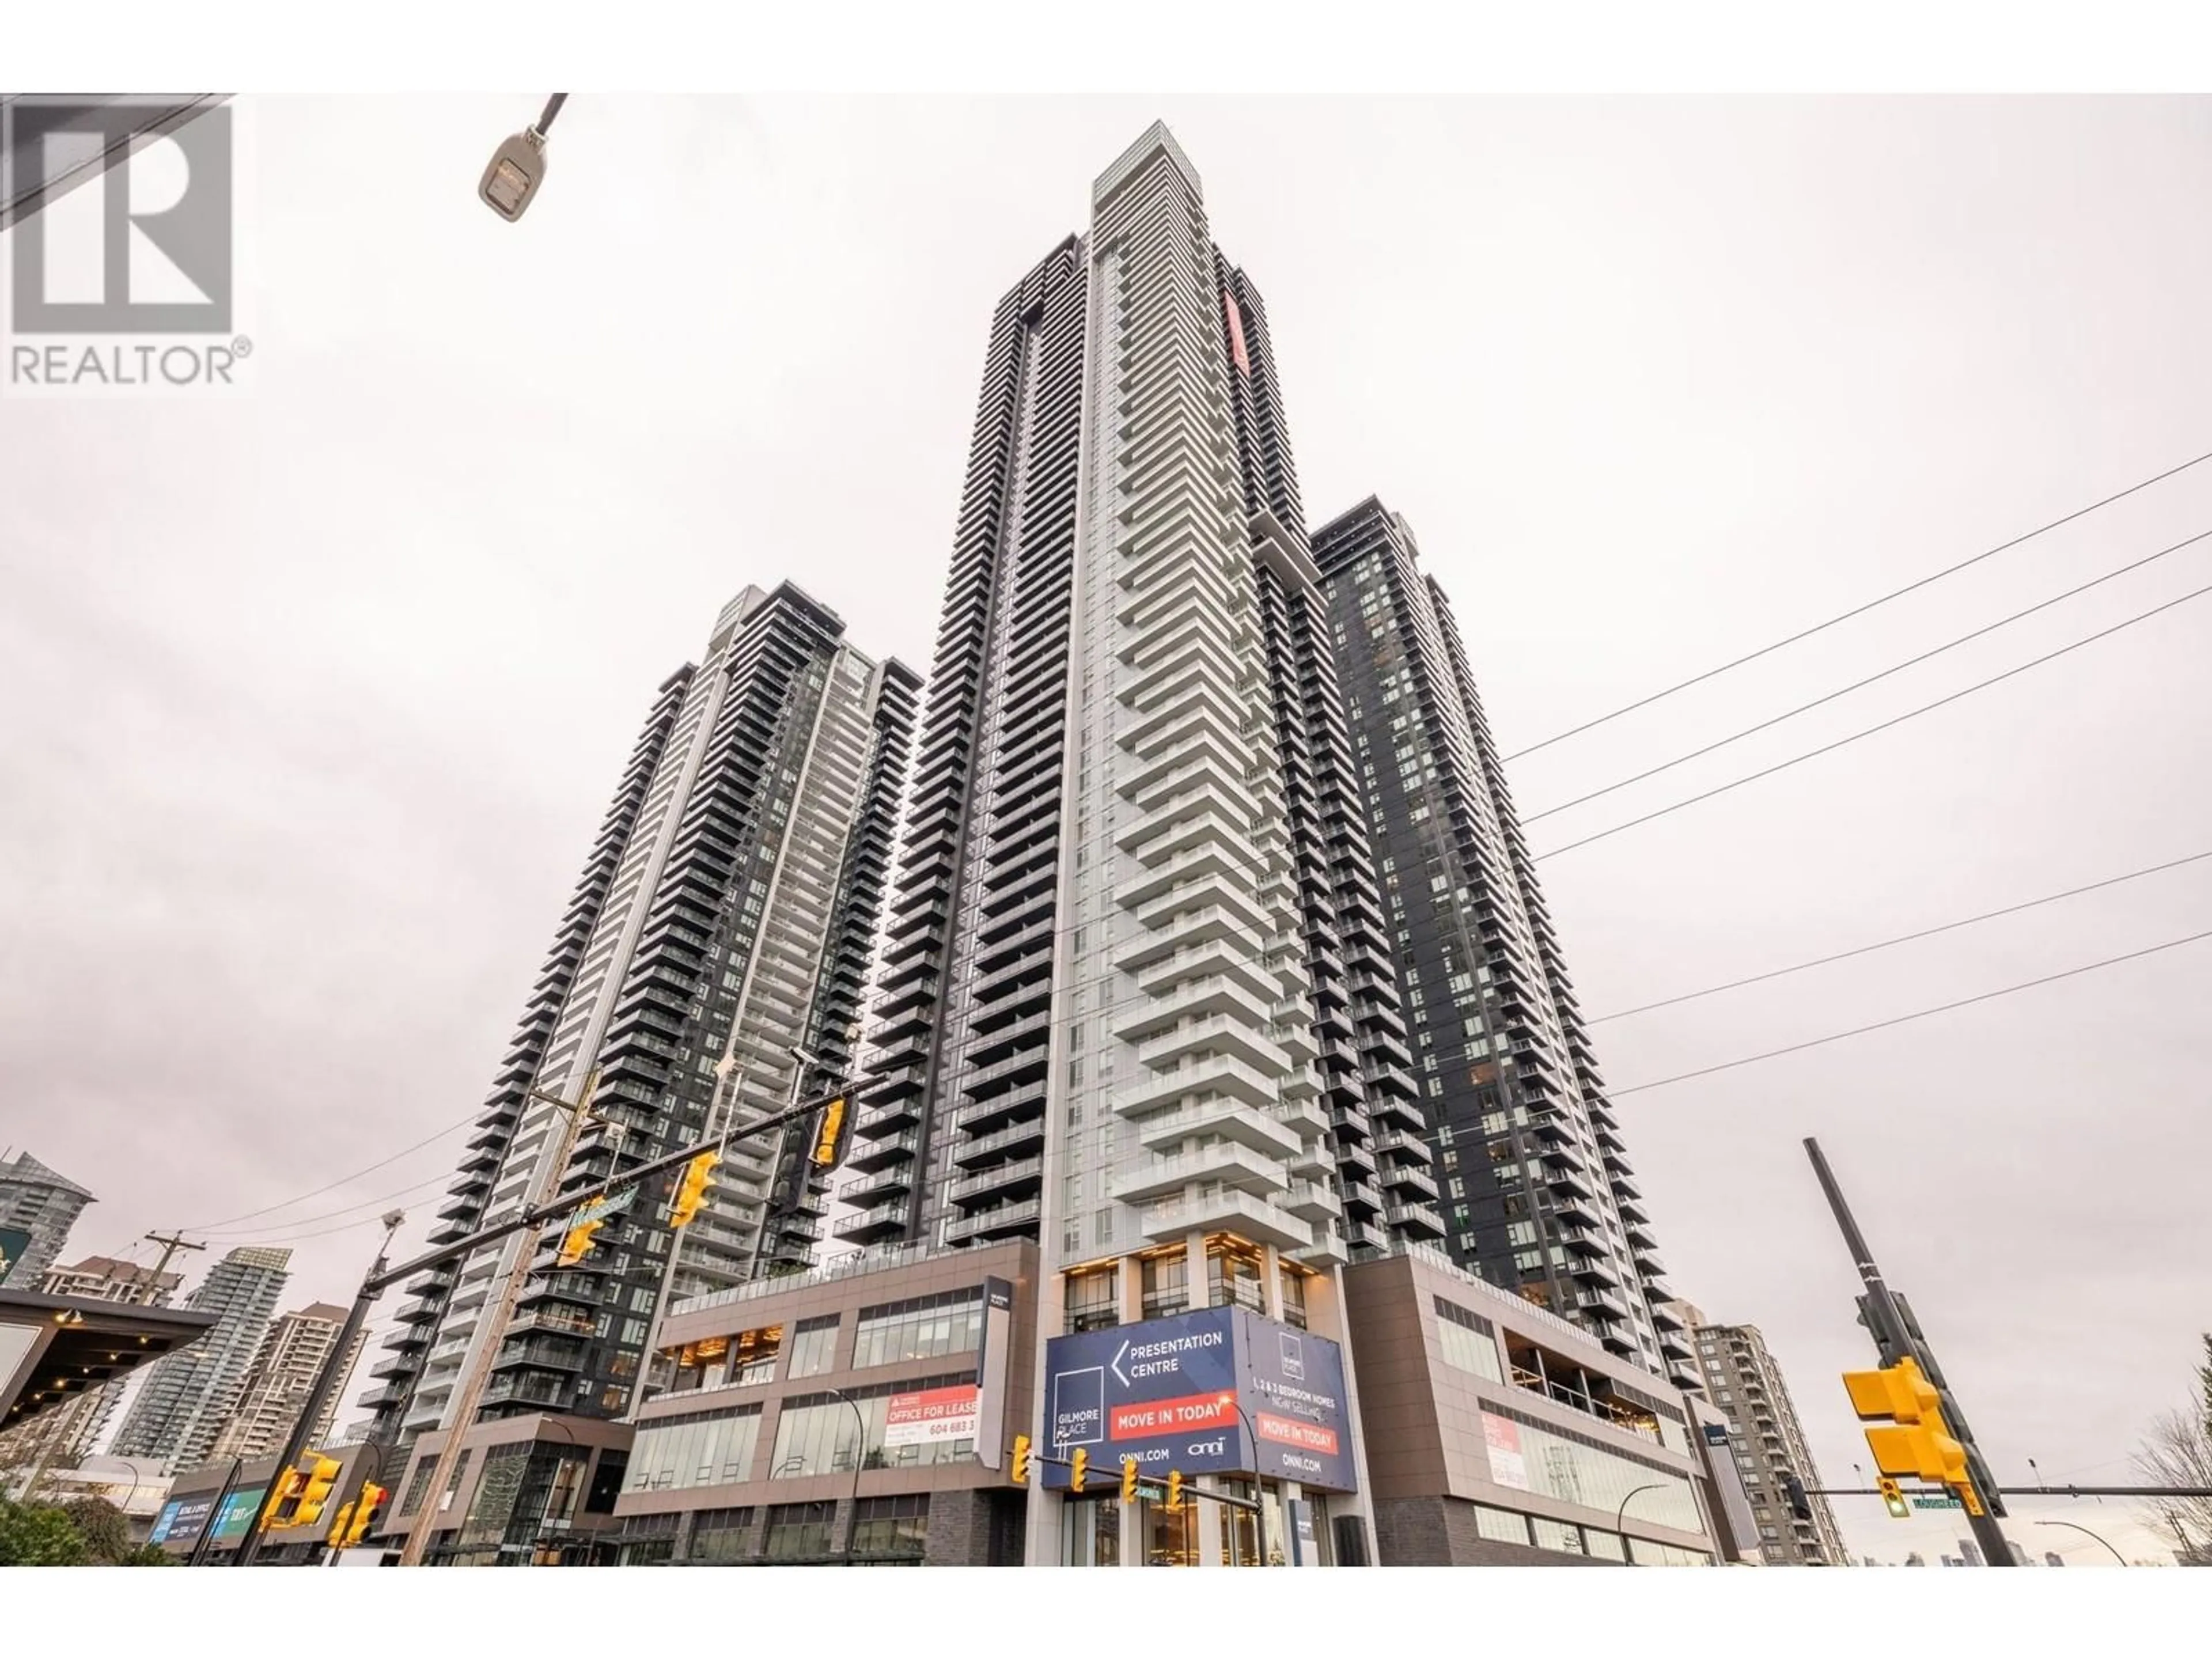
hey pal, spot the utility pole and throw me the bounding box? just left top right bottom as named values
left=232, top=1210, right=406, bottom=1566
left=397, top=1070, right=601, bottom=1568
left=141, top=1230, right=208, bottom=1281
left=1805, top=1137, right=2014, bottom=1567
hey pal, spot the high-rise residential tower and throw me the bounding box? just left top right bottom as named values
left=0, top=1150, right=94, bottom=1285
left=110, top=1245, right=290, bottom=1473
left=210, top=1301, right=368, bottom=1463
left=836, top=123, right=1428, bottom=1563
left=1310, top=498, right=1697, bottom=1391
left=360, top=583, right=917, bottom=1446
left=1679, top=1309, right=1849, bottom=1565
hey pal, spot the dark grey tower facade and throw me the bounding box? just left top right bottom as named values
left=362, top=584, right=918, bottom=1445
left=1312, top=499, right=1695, bottom=1388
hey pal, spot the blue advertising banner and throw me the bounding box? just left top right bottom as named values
left=0, top=1226, right=31, bottom=1285
left=1041, top=1305, right=1356, bottom=1493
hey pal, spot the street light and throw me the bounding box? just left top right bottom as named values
left=1616, top=1483, right=1664, bottom=1566
left=825, top=1387, right=868, bottom=1565
left=2036, top=1519, right=2127, bottom=1567
left=480, top=94, right=567, bottom=222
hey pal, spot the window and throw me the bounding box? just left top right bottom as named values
left=768, top=1374, right=977, bottom=1477
left=787, top=1316, right=839, bottom=1379
left=1434, top=1297, right=1503, bottom=1382
left=623, top=1406, right=764, bottom=1493
left=1532, top=1518, right=1585, bottom=1555
left=397, top=1457, right=438, bottom=1520
left=1206, top=1238, right=1267, bottom=1313
left=1279, top=1270, right=1308, bottom=1331
left=1141, top=1251, right=1188, bottom=1319
left=1066, top=1266, right=1119, bottom=1333
left=851, top=1493, right=930, bottom=1560
left=1474, top=1505, right=1530, bottom=1544
left=763, top=1501, right=835, bottom=1561
left=851, top=1289, right=984, bottom=1369
left=687, top=1507, right=756, bottom=1563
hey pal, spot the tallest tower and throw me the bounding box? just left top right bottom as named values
left=841, top=124, right=1430, bottom=1563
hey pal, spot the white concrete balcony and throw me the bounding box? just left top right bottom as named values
left=1137, top=1189, right=1312, bottom=1252
left=1113, top=974, right=1276, bottom=1044
left=1111, top=1052, right=1280, bottom=1119
left=1127, top=871, right=1272, bottom=938
left=1115, top=748, right=1260, bottom=821
left=1134, top=1016, right=1287, bottom=1077
left=1281, top=1180, right=1343, bottom=1224
left=1113, top=842, right=1252, bottom=911
left=1112, top=903, right=1263, bottom=974
left=1137, top=1101, right=1305, bottom=1160
left=1107, top=1142, right=1289, bottom=1205
left=1130, top=938, right=1279, bottom=1003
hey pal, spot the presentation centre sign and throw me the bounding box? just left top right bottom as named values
left=1043, top=1305, right=1355, bottom=1493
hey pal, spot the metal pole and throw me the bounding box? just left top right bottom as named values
left=2037, top=1520, right=2127, bottom=1567
left=1616, top=1483, right=1662, bottom=1566
left=1804, top=1137, right=2015, bottom=1567
left=1226, top=1402, right=1269, bottom=1566
left=398, top=1071, right=601, bottom=1568
left=827, top=1387, right=866, bottom=1564
left=234, top=1211, right=404, bottom=1566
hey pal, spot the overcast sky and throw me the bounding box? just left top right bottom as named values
left=5, top=95, right=2209, bottom=1562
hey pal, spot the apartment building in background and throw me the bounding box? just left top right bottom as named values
left=1310, top=501, right=1694, bottom=1392
left=0, top=1150, right=94, bottom=1286
left=0, top=1254, right=183, bottom=1488
left=1676, top=1304, right=1847, bottom=1565
left=110, top=1245, right=290, bottom=1473
left=210, top=1301, right=368, bottom=1464
left=361, top=583, right=918, bottom=1462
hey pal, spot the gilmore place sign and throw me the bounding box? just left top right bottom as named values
left=1042, top=1305, right=1355, bottom=1492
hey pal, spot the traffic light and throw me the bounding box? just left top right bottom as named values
left=1070, top=1447, right=1089, bottom=1494
left=1877, top=1477, right=1911, bottom=1520
left=810, top=1096, right=851, bottom=1170
left=1779, top=1470, right=1812, bottom=1522
left=343, top=1483, right=387, bottom=1546
left=556, top=1215, right=603, bottom=1266
left=1121, top=1457, right=1139, bottom=1503
left=292, top=1455, right=343, bottom=1527
left=1844, top=1357, right=1969, bottom=1487
left=1010, top=1434, right=1032, bottom=1486
left=1165, top=1469, right=1183, bottom=1512
left=669, top=1153, right=721, bottom=1229
left=259, top=1465, right=306, bottom=1527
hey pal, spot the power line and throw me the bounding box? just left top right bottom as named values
left=1609, top=926, right=2212, bottom=1097
left=1535, top=574, right=2212, bottom=862
left=177, top=1108, right=480, bottom=1231
left=191, top=1170, right=457, bottom=1240
left=1503, top=448, right=2212, bottom=762
left=1526, top=527, right=2212, bottom=824
left=1587, top=847, right=2212, bottom=1025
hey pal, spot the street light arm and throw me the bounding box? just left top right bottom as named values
left=2036, top=1519, right=2128, bottom=1567
left=536, top=94, right=568, bottom=135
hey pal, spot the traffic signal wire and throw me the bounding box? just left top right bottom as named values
left=1585, top=846, right=2212, bottom=1025
left=1608, top=925, right=2212, bottom=1097
left=176, top=1107, right=480, bottom=1231
left=1533, top=573, right=2212, bottom=862
left=1524, top=526, right=2212, bottom=824
left=1502, top=446, right=2212, bottom=762
left=188, top=1169, right=458, bottom=1240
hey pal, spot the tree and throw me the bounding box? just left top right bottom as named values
left=59, top=1496, right=132, bottom=1564
left=0, top=1497, right=90, bottom=1566
left=2137, top=1332, right=2212, bottom=1565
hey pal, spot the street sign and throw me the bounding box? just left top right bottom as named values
left=1040, top=1305, right=1355, bottom=1493
left=1912, top=1495, right=1962, bottom=1510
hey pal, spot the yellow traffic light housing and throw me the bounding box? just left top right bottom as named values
left=557, top=1215, right=604, bottom=1267
left=1010, top=1434, right=1032, bottom=1486
left=260, top=1467, right=306, bottom=1528
left=1165, top=1469, right=1183, bottom=1512
left=292, top=1455, right=343, bottom=1527
left=1070, top=1447, right=1089, bottom=1494
left=669, top=1153, right=721, bottom=1229
left=1878, top=1477, right=1911, bottom=1520
left=343, top=1483, right=388, bottom=1546
left=810, top=1097, right=852, bottom=1170
left=1121, top=1457, right=1139, bottom=1503
left=1843, top=1358, right=1969, bottom=1487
